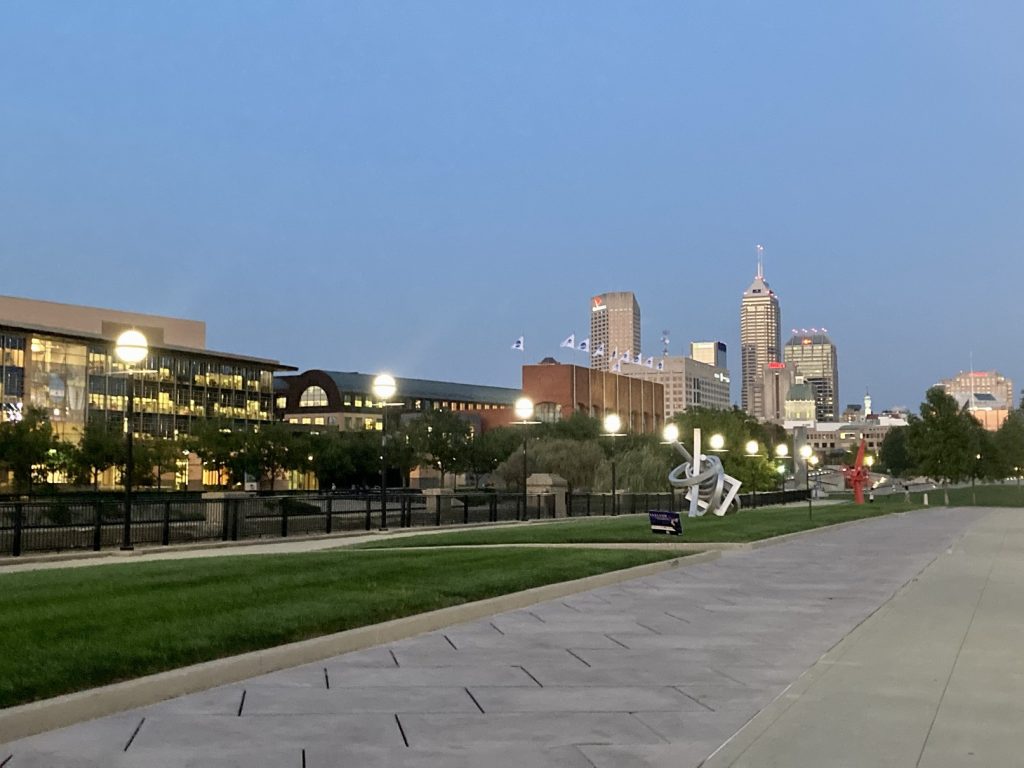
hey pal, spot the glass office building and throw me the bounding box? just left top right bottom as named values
left=0, top=321, right=290, bottom=443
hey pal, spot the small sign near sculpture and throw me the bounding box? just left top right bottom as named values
left=648, top=509, right=682, bottom=536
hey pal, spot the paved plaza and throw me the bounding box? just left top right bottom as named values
left=4, top=506, right=1018, bottom=767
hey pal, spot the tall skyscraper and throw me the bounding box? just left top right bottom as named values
left=740, top=254, right=781, bottom=419
left=784, top=331, right=839, bottom=421
left=590, top=292, right=641, bottom=372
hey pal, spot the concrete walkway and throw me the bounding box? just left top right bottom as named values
left=704, top=506, right=1024, bottom=767
left=0, top=506, right=1000, bottom=767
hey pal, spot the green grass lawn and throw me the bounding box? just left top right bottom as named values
left=0, top=547, right=681, bottom=709
left=357, top=485, right=1024, bottom=549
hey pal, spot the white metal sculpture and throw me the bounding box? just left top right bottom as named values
left=667, top=428, right=742, bottom=517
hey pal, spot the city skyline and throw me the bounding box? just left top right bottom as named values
left=3, top=3, right=1023, bottom=411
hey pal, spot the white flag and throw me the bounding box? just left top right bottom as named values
left=612, top=361, right=622, bottom=373
left=511, top=336, right=524, bottom=352
left=645, top=356, right=654, bottom=368
left=656, top=359, right=665, bottom=371
left=633, top=352, right=642, bottom=364
left=577, top=338, right=590, bottom=353
left=594, top=343, right=605, bottom=356
left=610, top=347, right=618, bottom=359
left=560, top=333, right=575, bottom=349
left=620, top=350, right=631, bottom=362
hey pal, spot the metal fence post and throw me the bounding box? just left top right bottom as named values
left=93, top=501, right=103, bottom=551
left=162, top=500, right=171, bottom=546
left=231, top=499, right=241, bottom=541
left=435, top=494, right=442, bottom=526
left=12, top=502, right=23, bottom=557
left=221, top=500, right=230, bottom=541
left=326, top=497, right=333, bottom=534
left=281, top=501, right=289, bottom=538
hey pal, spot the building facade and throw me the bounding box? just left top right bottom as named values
left=740, top=264, right=781, bottom=419
left=0, top=297, right=289, bottom=443
left=522, top=360, right=663, bottom=434
left=621, top=355, right=731, bottom=418
left=690, top=340, right=727, bottom=369
left=589, top=292, right=641, bottom=372
left=938, top=370, right=1014, bottom=410
left=275, top=370, right=522, bottom=434
left=762, top=362, right=795, bottom=423
left=783, top=331, right=839, bottom=421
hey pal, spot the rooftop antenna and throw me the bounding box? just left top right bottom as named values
left=756, top=244, right=764, bottom=279
left=661, top=330, right=671, bottom=356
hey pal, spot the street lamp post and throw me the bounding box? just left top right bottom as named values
left=799, top=444, right=816, bottom=521
left=745, top=440, right=760, bottom=508
left=775, top=443, right=789, bottom=492
left=114, top=330, right=149, bottom=551
left=513, top=397, right=540, bottom=519
left=372, top=374, right=397, bottom=530
left=603, top=413, right=623, bottom=515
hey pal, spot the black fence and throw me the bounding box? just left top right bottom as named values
left=0, top=487, right=808, bottom=557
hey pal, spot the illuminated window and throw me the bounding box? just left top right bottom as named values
left=275, top=396, right=287, bottom=409
left=299, top=386, right=329, bottom=408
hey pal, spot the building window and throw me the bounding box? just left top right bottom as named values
left=299, top=386, right=329, bottom=408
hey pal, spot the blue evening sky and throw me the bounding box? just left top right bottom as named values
left=2, top=2, right=1022, bottom=411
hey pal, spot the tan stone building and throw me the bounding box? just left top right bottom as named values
left=589, top=292, right=641, bottom=372
left=621, top=355, right=730, bottom=419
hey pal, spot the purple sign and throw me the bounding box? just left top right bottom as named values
left=648, top=510, right=682, bottom=536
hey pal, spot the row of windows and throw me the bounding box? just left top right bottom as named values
left=295, top=385, right=510, bottom=413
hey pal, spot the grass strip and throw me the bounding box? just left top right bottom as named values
left=358, top=484, right=1024, bottom=548
left=0, top=547, right=681, bottom=709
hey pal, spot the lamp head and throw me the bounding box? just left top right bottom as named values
left=114, top=330, right=148, bottom=365
left=603, top=413, right=622, bottom=435
left=514, top=396, right=534, bottom=421
left=372, top=373, right=397, bottom=401
left=775, top=443, right=789, bottom=458
left=709, top=433, right=725, bottom=451
left=662, top=423, right=680, bottom=443
left=745, top=439, right=759, bottom=456
left=799, top=444, right=813, bottom=460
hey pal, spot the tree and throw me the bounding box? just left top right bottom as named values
left=906, top=387, right=976, bottom=502
left=407, top=410, right=473, bottom=488
left=245, top=423, right=295, bottom=491
left=468, top=427, right=522, bottom=486
left=0, top=407, right=55, bottom=494
left=529, top=438, right=606, bottom=492
left=878, top=426, right=912, bottom=478
left=77, top=420, right=125, bottom=490
left=187, top=420, right=241, bottom=487
left=994, top=410, right=1024, bottom=480
left=593, top=443, right=674, bottom=493
left=138, top=437, right=186, bottom=489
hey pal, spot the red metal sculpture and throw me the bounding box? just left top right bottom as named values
left=842, top=439, right=870, bottom=504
